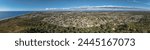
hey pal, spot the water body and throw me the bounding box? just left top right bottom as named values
left=0, top=11, right=33, bottom=20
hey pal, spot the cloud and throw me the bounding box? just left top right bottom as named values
left=45, top=8, right=71, bottom=11
left=44, top=5, right=146, bottom=11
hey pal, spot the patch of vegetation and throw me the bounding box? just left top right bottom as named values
left=0, top=11, right=150, bottom=33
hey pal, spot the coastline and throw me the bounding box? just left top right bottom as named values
left=0, top=11, right=34, bottom=21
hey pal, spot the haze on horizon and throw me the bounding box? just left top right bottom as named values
left=0, top=0, right=150, bottom=11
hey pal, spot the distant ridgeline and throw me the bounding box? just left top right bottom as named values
left=0, top=11, right=150, bottom=33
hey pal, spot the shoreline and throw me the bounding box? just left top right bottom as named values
left=0, top=11, right=34, bottom=21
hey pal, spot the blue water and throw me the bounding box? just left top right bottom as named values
left=0, top=11, right=32, bottom=20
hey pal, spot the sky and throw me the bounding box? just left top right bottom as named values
left=0, top=0, right=150, bottom=11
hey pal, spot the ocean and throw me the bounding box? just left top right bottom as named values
left=0, top=11, right=33, bottom=20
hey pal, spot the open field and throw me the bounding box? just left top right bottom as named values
left=0, top=11, right=150, bottom=33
